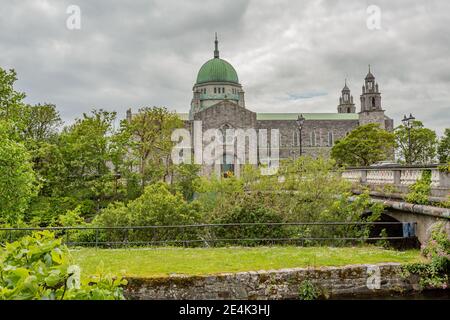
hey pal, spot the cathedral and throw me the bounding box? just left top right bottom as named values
left=128, top=36, right=393, bottom=177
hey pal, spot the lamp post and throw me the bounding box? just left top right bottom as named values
left=402, top=113, right=415, bottom=164
left=296, top=114, right=305, bottom=157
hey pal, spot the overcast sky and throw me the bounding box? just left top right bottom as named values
left=1, top=0, right=449, bottom=135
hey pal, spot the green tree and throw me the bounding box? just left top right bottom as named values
left=331, top=123, right=395, bottom=166
left=395, top=120, right=438, bottom=164
left=0, top=68, right=27, bottom=132
left=121, top=107, right=183, bottom=189
left=437, top=128, right=450, bottom=163
left=170, top=164, right=201, bottom=200
left=21, top=103, right=63, bottom=196
left=0, top=121, right=39, bottom=224
left=21, top=103, right=62, bottom=143
left=55, top=110, right=118, bottom=213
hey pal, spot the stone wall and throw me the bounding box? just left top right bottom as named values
left=358, top=110, right=386, bottom=129
left=124, top=263, right=427, bottom=300
left=256, top=119, right=359, bottom=159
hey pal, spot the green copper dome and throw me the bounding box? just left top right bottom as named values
left=196, top=58, right=239, bottom=84
left=196, top=34, right=239, bottom=85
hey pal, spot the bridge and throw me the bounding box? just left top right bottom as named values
left=342, top=164, right=449, bottom=244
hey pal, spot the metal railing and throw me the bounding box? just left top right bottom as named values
left=0, top=222, right=417, bottom=248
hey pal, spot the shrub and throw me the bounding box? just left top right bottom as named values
left=55, top=206, right=86, bottom=227
left=93, top=182, right=203, bottom=244
left=213, top=193, right=289, bottom=246
left=195, top=158, right=384, bottom=246
left=170, top=164, right=201, bottom=201
left=27, top=196, right=94, bottom=227
left=402, top=223, right=449, bottom=289
left=193, top=174, right=244, bottom=218
left=0, top=231, right=126, bottom=300
left=298, top=280, right=320, bottom=300
left=421, top=223, right=450, bottom=265
left=405, top=170, right=431, bottom=205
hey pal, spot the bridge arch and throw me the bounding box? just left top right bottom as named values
left=362, top=210, right=420, bottom=248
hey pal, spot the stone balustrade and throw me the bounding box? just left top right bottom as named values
left=341, top=165, right=449, bottom=197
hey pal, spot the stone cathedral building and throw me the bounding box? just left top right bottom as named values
left=128, top=36, right=393, bottom=177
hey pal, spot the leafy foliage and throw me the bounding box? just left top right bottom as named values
left=395, top=120, right=438, bottom=164
left=55, top=206, right=86, bottom=227
left=0, top=121, right=39, bottom=224
left=298, top=280, right=320, bottom=300
left=213, top=193, right=289, bottom=245
left=56, top=110, right=118, bottom=202
left=402, top=223, right=449, bottom=289
left=437, top=128, right=450, bottom=163
left=331, top=123, right=395, bottom=166
left=120, top=107, right=184, bottom=188
left=0, top=231, right=127, bottom=300
left=170, top=164, right=202, bottom=201
left=405, top=170, right=431, bottom=205
left=190, top=157, right=383, bottom=245
left=0, top=68, right=27, bottom=133
left=93, top=182, right=202, bottom=243
left=95, top=182, right=202, bottom=227
left=21, top=103, right=62, bottom=143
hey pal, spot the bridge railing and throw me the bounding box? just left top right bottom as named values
left=341, top=164, right=449, bottom=192
left=0, top=222, right=417, bottom=248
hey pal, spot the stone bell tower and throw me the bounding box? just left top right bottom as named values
left=337, top=79, right=356, bottom=113
left=359, top=65, right=387, bottom=129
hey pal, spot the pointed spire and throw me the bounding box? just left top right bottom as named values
left=365, top=64, right=375, bottom=80
left=342, top=78, right=350, bottom=91
left=214, top=32, right=219, bottom=58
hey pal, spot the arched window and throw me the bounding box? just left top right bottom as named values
left=328, top=132, right=333, bottom=146
left=292, top=131, right=296, bottom=146
left=221, top=153, right=234, bottom=177
left=311, top=131, right=316, bottom=147
left=372, top=97, right=376, bottom=108
left=220, top=123, right=234, bottom=144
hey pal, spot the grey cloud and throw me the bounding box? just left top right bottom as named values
left=0, top=0, right=448, bottom=135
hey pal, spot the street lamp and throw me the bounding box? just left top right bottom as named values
left=296, top=114, right=305, bottom=157
left=402, top=113, right=415, bottom=164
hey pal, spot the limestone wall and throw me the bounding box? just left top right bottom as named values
left=124, top=263, right=426, bottom=300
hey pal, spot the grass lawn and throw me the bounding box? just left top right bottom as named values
left=70, top=246, right=425, bottom=278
